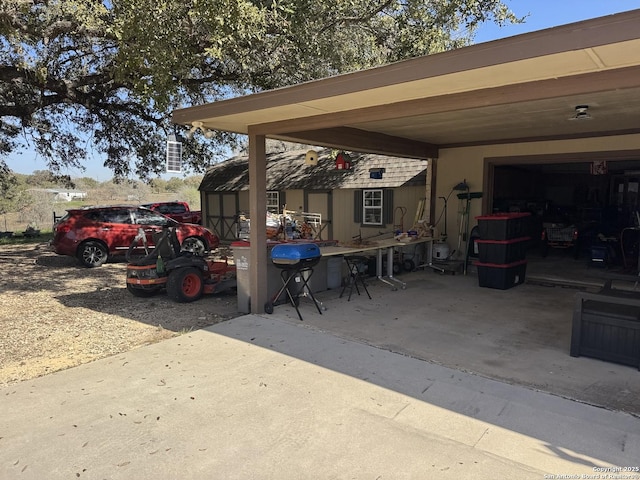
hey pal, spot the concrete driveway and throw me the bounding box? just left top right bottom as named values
left=267, top=258, right=640, bottom=415
left=2, top=251, right=640, bottom=479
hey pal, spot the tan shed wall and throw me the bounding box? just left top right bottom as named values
left=201, top=181, right=428, bottom=244
left=331, top=189, right=355, bottom=241
left=331, top=186, right=426, bottom=243
left=285, top=190, right=304, bottom=212
left=238, top=191, right=250, bottom=213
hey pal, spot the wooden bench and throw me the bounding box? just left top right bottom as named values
left=570, top=275, right=640, bottom=369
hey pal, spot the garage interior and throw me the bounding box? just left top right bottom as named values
left=490, top=154, right=640, bottom=274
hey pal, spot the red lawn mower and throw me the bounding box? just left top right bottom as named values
left=125, top=227, right=236, bottom=302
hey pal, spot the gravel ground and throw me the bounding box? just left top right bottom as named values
left=0, top=241, right=241, bottom=387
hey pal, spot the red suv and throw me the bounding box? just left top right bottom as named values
left=52, top=205, right=219, bottom=267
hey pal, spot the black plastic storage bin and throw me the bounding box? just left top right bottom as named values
left=476, top=213, right=531, bottom=241
left=476, top=236, right=530, bottom=264
left=474, top=260, right=527, bottom=290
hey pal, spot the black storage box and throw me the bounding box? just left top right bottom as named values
left=571, top=289, right=640, bottom=369
left=476, top=236, right=530, bottom=264
left=474, top=259, right=527, bottom=290
left=476, top=213, right=531, bottom=241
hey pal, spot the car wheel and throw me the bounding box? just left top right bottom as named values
left=181, top=237, right=206, bottom=256
left=167, top=267, right=204, bottom=302
left=78, top=240, right=108, bottom=268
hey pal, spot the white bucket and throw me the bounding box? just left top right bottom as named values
left=433, top=242, right=450, bottom=260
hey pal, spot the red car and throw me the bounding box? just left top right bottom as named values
left=52, top=205, right=219, bottom=267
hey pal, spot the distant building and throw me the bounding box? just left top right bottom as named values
left=51, top=190, right=87, bottom=201
left=28, top=188, right=88, bottom=202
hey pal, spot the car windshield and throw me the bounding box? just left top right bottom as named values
left=133, top=208, right=178, bottom=227
left=133, top=208, right=173, bottom=226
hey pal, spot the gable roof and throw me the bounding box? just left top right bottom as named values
left=199, top=149, right=427, bottom=192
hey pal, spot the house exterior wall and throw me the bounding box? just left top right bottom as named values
left=437, top=133, right=640, bottom=251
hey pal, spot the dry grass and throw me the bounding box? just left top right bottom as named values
left=0, top=241, right=241, bottom=387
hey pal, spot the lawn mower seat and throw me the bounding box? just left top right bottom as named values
left=151, top=227, right=182, bottom=260
left=128, top=227, right=182, bottom=266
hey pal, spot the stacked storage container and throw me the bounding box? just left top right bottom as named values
left=474, top=213, right=531, bottom=289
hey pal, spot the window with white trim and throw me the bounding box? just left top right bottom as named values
left=266, top=191, right=280, bottom=213
left=363, top=189, right=383, bottom=225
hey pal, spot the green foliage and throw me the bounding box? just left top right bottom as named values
left=178, top=186, right=201, bottom=209
left=0, top=165, right=17, bottom=214
left=1, top=0, right=521, bottom=182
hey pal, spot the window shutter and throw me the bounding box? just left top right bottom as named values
left=383, top=189, right=394, bottom=224
left=353, top=190, right=363, bottom=223
left=280, top=191, right=286, bottom=211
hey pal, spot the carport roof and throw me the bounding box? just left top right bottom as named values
left=173, top=9, right=640, bottom=159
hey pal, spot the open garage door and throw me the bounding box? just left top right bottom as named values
left=488, top=152, right=640, bottom=268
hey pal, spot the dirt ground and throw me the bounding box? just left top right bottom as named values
left=0, top=241, right=241, bottom=387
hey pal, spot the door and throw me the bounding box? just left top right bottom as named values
left=305, top=191, right=332, bottom=240
left=97, top=207, right=140, bottom=254
left=205, top=192, right=239, bottom=241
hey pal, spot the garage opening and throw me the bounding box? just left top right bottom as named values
left=487, top=152, right=640, bottom=271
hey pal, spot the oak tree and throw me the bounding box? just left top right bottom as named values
left=0, top=0, right=520, bottom=182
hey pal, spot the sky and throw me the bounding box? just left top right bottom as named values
left=5, top=0, right=640, bottom=180
left=472, top=0, right=639, bottom=43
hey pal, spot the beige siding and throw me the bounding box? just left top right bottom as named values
left=284, top=190, right=304, bottom=212
left=331, top=189, right=355, bottom=241
left=331, top=186, right=426, bottom=243
left=238, top=191, right=250, bottom=213
left=393, top=186, right=428, bottom=231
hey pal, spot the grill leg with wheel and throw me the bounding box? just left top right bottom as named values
left=265, top=267, right=323, bottom=321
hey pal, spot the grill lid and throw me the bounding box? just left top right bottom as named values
left=271, top=243, right=321, bottom=264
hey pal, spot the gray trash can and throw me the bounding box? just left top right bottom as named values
left=231, top=241, right=252, bottom=313
left=231, top=241, right=291, bottom=313
left=327, top=257, right=343, bottom=289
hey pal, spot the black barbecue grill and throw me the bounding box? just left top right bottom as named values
left=265, top=243, right=324, bottom=320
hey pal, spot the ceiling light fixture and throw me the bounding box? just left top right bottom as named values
left=569, top=105, right=592, bottom=121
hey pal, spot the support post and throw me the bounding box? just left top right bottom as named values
left=248, top=132, right=268, bottom=313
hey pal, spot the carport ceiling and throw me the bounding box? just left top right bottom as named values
left=173, top=9, right=640, bottom=159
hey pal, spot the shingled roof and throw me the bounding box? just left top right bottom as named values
left=199, top=148, right=427, bottom=192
